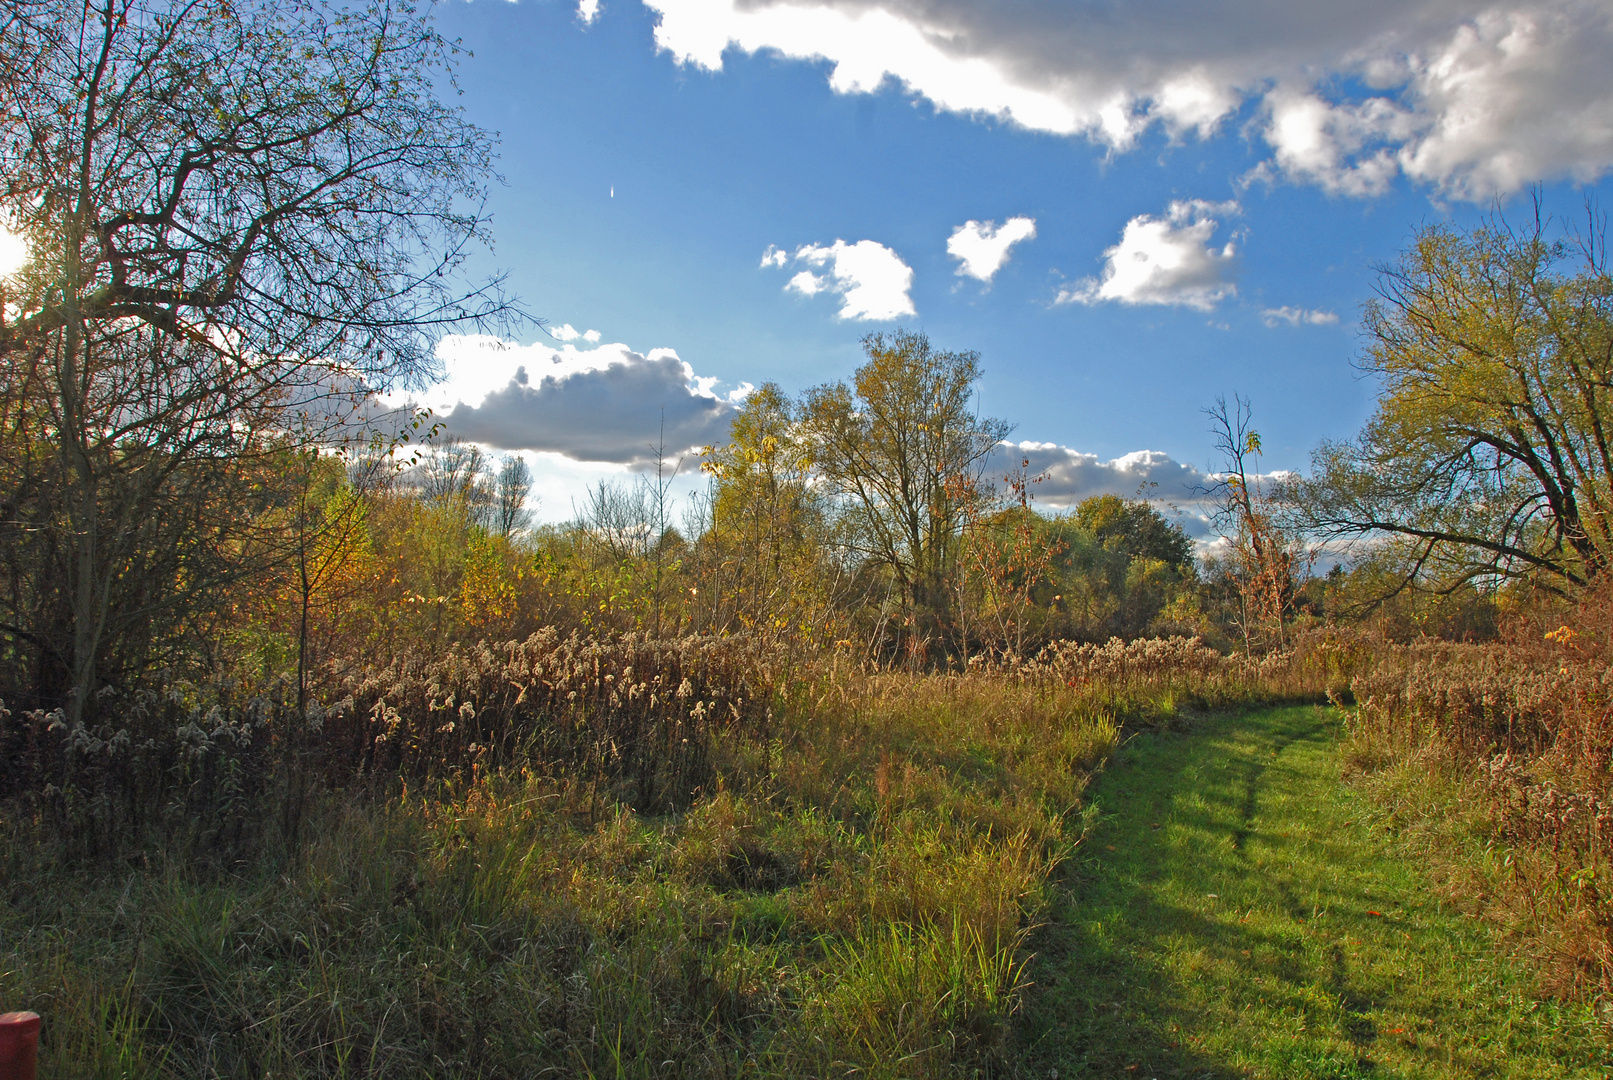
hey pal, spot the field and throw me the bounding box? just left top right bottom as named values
left=1021, top=704, right=1606, bottom=1079
left=5, top=631, right=1607, bottom=1076
left=6, top=8, right=1613, bottom=1074
left=0, top=639, right=1302, bottom=1078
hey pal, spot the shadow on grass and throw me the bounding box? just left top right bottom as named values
left=1013, top=707, right=1389, bottom=1080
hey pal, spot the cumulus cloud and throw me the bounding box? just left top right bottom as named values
left=766, top=239, right=916, bottom=320
left=996, top=443, right=1207, bottom=509
left=411, top=335, right=743, bottom=465
left=547, top=322, right=605, bottom=343
left=948, top=217, right=1037, bottom=283
left=1058, top=200, right=1239, bottom=311
left=576, top=0, right=601, bottom=26
left=1260, top=90, right=1415, bottom=197
left=988, top=442, right=1214, bottom=540
left=644, top=0, right=1613, bottom=199
left=1262, top=305, right=1340, bottom=327
left=990, top=441, right=1296, bottom=543
left=1396, top=8, right=1613, bottom=197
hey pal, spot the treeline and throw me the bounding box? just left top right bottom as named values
left=261, top=332, right=1211, bottom=667
left=0, top=322, right=1228, bottom=723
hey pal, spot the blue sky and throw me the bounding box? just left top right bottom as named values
left=413, top=0, right=1613, bottom=530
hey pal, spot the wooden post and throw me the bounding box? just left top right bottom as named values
left=0, top=1012, right=39, bottom=1080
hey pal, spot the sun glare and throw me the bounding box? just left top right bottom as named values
left=0, top=224, right=29, bottom=278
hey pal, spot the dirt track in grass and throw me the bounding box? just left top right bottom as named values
left=1015, top=704, right=1608, bottom=1080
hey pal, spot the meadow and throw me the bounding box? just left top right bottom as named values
left=2, top=637, right=1328, bottom=1078
left=9, top=613, right=1608, bottom=1077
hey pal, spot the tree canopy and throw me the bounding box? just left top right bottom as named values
left=0, top=0, right=517, bottom=720
left=799, top=330, right=1010, bottom=656
left=1296, top=209, right=1613, bottom=595
left=1073, top=494, right=1195, bottom=571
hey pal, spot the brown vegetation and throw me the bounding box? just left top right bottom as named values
left=1, top=639, right=1329, bottom=1078
left=1, top=11, right=1610, bottom=1063
left=1338, top=582, right=1613, bottom=1000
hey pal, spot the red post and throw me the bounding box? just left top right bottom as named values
left=0, top=1012, right=40, bottom=1080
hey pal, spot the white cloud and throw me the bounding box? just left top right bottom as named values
left=993, top=441, right=1299, bottom=544
left=546, top=323, right=603, bottom=344
left=999, top=443, right=1207, bottom=508
left=1058, top=200, right=1239, bottom=311
left=576, top=0, right=601, bottom=25
left=767, top=239, right=916, bottom=321
left=644, top=0, right=1613, bottom=199
left=948, top=217, right=1037, bottom=283
left=411, top=334, right=741, bottom=465
left=499, top=451, right=714, bottom=527
left=1262, top=305, right=1340, bottom=327
left=786, top=269, right=825, bottom=296
left=1260, top=90, right=1415, bottom=197
left=1396, top=8, right=1613, bottom=198
left=760, top=245, right=789, bottom=269
left=989, top=442, right=1218, bottom=541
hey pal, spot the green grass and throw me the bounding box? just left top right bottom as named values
left=0, top=670, right=1120, bottom=1079
left=10, top=671, right=1605, bottom=1079
left=1017, top=705, right=1609, bottom=1079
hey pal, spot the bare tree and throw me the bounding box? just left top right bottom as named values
left=418, top=436, right=492, bottom=520
left=579, top=478, right=656, bottom=563
left=493, top=455, right=534, bottom=537
left=1204, top=395, right=1310, bottom=653
left=0, top=0, right=521, bottom=721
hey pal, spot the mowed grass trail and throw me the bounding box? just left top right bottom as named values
left=1016, top=705, right=1609, bottom=1080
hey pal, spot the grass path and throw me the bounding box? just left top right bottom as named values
left=1015, top=704, right=1608, bottom=1079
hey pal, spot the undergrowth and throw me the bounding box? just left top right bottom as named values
left=1332, top=579, right=1613, bottom=1015
left=0, top=637, right=1317, bottom=1079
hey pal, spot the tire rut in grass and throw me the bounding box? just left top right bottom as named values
left=1015, top=705, right=1607, bottom=1080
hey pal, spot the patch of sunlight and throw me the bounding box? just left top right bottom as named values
left=0, top=223, right=28, bottom=277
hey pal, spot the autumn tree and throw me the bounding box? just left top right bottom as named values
left=1074, top=494, right=1195, bottom=570
left=799, top=330, right=1010, bottom=661
left=1296, top=207, right=1613, bottom=596
left=1050, top=494, right=1197, bottom=641
left=1205, top=396, right=1310, bottom=653
left=948, top=456, right=1052, bottom=657
left=696, top=383, right=839, bottom=639
left=0, top=0, right=517, bottom=720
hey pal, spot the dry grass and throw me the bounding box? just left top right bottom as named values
left=1337, top=587, right=1613, bottom=1002
left=0, top=636, right=1319, bottom=1078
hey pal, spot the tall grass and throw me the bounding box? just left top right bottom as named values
left=1339, top=610, right=1613, bottom=1000
left=0, top=634, right=1326, bottom=1078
